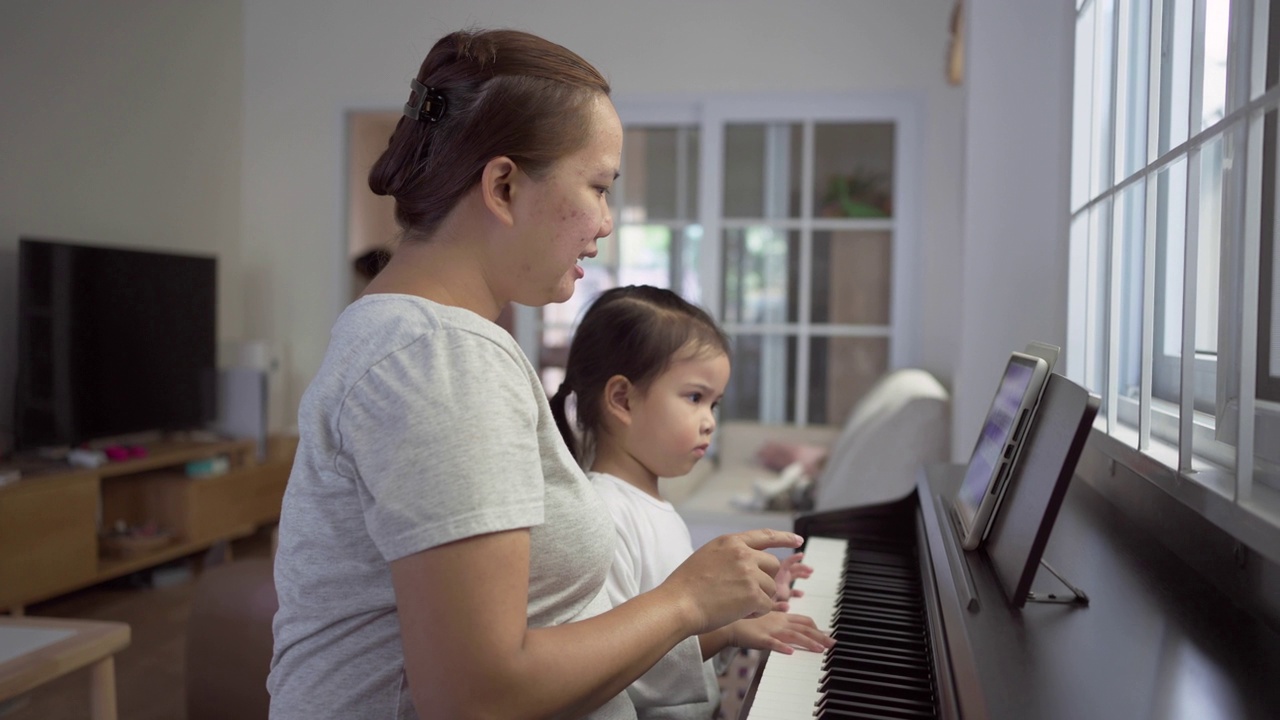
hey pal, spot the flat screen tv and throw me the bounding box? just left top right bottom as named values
left=14, top=238, right=217, bottom=450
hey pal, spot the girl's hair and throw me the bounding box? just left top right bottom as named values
left=550, top=285, right=730, bottom=462
left=368, top=29, right=611, bottom=239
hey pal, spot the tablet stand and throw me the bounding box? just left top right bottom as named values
left=1025, top=558, right=1089, bottom=605
left=982, top=373, right=1100, bottom=609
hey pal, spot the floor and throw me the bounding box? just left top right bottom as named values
left=1, top=529, right=273, bottom=720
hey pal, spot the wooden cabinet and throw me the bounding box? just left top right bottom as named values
left=0, top=437, right=295, bottom=613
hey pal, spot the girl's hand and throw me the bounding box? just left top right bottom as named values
left=729, top=612, right=834, bottom=655
left=771, top=552, right=813, bottom=611
left=662, top=529, right=802, bottom=636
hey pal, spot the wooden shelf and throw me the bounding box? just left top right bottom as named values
left=96, top=439, right=256, bottom=478
left=0, top=435, right=295, bottom=614
left=95, top=527, right=255, bottom=579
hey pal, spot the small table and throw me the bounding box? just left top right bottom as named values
left=0, top=617, right=131, bottom=720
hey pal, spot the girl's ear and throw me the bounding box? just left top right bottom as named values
left=480, top=155, right=519, bottom=227
left=603, top=374, right=633, bottom=426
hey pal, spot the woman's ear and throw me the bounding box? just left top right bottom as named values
left=603, top=375, right=633, bottom=426
left=480, top=156, right=518, bottom=227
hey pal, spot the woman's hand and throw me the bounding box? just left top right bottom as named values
left=660, top=528, right=802, bottom=636
left=729, top=611, right=833, bottom=655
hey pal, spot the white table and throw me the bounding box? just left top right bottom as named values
left=0, top=617, right=130, bottom=720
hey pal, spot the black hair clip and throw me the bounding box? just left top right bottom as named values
left=404, top=79, right=446, bottom=122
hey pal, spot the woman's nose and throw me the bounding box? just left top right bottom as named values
left=597, top=207, right=614, bottom=239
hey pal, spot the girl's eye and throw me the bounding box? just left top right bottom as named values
left=688, top=392, right=703, bottom=404
left=711, top=400, right=720, bottom=412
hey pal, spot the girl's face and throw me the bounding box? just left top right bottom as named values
left=506, top=95, right=621, bottom=306
left=626, top=348, right=731, bottom=481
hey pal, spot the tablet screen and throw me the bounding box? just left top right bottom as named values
left=956, top=357, right=1038, bottom=519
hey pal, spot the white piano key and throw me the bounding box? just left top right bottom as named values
left=745, top=536, right=847, bottom=719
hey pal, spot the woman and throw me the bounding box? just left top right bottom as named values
left=267, top=29, right=800, bottom=720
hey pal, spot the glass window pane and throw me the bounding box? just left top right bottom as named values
left=1073, top=0, right=1097, bottom=210
left=721, top=227, right=799, bottom=325
left=1252, top=410, right=1280, bottom=492
left=542, top=263, right=615, bottom=349
left=616, top=225, right=673, bottom=289
left=686, top=128, right=700, bottom=219
left=1116, top=0, right=1152, bottom=180
left=678, top=225, right=704, bottom=304
left=1256, top=108, right=1280, bottom=490
left=722, top=334, right=797, bottom=423
left=1267, top=0, right=1280, bottom=99
left=1086, top=199, right=1113, bottom=416
left=1158, top=0, right=1194, bottom=155
left=1092, top=0, right=1118, bottom=197
left=807, top=337, right=889, bottom=425
left=619, top=127, right=699, bottom=222
left=811, top=230, right=891, bottom=325
left=1263, top=110, right=1280, bottom=401
left=724, top=123, right=803, bottom=218
left=1199, top=0, right=1230, bottom=131
left=1116, top=179, right=1147, bottom=435
left=1153, top=157, right=1188, bottom=415
left=1068, top=212, right=1092, bottom=383
left=813, top=123, right=895, bottom=218
left=1191, top=133, right=1232, bottom=471
left=1196, top=135, right=1224, bottom=360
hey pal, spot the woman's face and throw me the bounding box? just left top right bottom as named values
left=506, top=96, right=622, bottom=306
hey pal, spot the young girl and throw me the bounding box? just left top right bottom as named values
left=550, top=285, right=834, bottom=719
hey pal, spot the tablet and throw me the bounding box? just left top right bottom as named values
left=953, top=351, right=1050, bottom=550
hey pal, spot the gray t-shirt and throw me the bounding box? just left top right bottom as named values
left=268, top=295, right=635, bottom=720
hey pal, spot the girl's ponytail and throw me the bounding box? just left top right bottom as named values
left=549, top=381, right=579, bottom=461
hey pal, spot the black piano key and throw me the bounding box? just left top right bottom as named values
left=823, top=649, right=930, bottom=676
left=815, top=692, right=939, bottom=719
left=821, top=666, right=934, bottom=693
left=838, top=590, right=921, bottom=612
left=832, top=607, right=925, bottom=630
left=832, top=627, right=929, bottom=652
left=832, top=612, right=929, bottom=638
left=819, top=685, right=935, bottom=714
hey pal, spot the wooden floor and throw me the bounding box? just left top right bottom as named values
left=1, top=529, right=273, bottom=720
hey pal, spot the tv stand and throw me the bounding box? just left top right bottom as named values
left=0, top=436, right=295, bottom=615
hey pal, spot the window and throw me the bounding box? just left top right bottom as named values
left=1069, top=0, right=1280, bottom=536
left=525, top=96, right=920, bottom=427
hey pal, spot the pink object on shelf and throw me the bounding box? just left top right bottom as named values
left=103, top=446, right=130, bottom=461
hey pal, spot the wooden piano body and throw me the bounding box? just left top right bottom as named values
left=739, top=461, right=1280, bottom=719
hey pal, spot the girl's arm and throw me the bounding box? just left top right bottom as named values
left=391, top=526, right=798, bottom=719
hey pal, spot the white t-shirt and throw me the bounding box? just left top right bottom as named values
left=591, top=471, right=721, bottom=720
left=268, top=295, right=635, bottom=720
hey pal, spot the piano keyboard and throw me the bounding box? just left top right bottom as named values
left=744, top=536, right=939, bottom=719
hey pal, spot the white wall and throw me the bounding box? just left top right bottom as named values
left=240, top=0, right=966, bottom=418
left=2, top=1, right=1063, bottom=462
left=0, top=1, right=245, bottom=455
left=951, top=0, right=1076, bottom=460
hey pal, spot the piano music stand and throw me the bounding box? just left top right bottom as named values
left=983, top=373, right=1099, bottom=608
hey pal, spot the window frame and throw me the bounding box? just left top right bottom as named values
left=1071, top=0, right=1280, bottom=564
left=517, top=94, right=925, bottom=426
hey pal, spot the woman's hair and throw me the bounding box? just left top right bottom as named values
left=368, top=29, right=611, bottom=239
left=550, top=285, right=730, bottom=462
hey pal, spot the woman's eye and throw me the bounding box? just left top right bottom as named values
left=596, top=186, right=611, bottom=197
